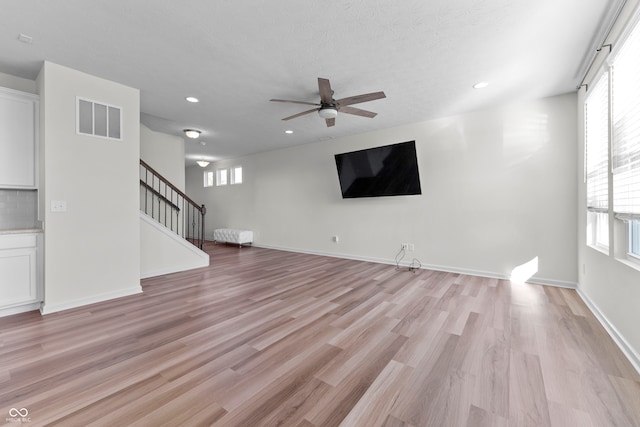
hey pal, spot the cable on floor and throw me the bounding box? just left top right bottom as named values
left=395, top=246, right=422, bottom=273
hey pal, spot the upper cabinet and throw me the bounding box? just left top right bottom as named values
left=0, top=87, right=39, bottom=189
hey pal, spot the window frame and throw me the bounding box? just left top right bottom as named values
left=230, top=166, right=243, bottom=185
left=609, top=14, right=640, bottom=265
left=203, top=170, right=214, bottom=188
left=584, top=71, right=610, bottom=252
left=629, top=220, right=640, bottom=261
left=216, top=168, right=228, bottom=186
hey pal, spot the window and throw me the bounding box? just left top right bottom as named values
left=231, top=166, right=243, bottom=184
left=630, top=220, right=640, bottom=258
left=216, top=168, right=228, bottom=186
left=585, top=71, right=609, bottom=250
left=204, top=171, right=214, bottom=187
left=611, top=17, right=640, bottom=259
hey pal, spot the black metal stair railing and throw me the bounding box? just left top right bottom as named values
left=139, top=159, right=206, bottom=249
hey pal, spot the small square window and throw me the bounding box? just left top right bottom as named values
left=217, top=168, right=228, bottom=186
left=204, top=171, right=214, bottom=187
left=231, top=166, right=243, bottom=184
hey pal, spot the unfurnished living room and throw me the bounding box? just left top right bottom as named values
left=1, top=1, right=640, bottom=426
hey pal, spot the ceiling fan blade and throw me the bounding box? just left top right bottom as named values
left=337, top=91, right=386, bottom=107
left=339, top=106, right=377, bottom=118
left=325, top=117, right=335, bottom=127
left=318, top=78, right=334, bottom=104
left=270, top=99, right=320, bottom=107
left=282, top=107, right=318, bottom=121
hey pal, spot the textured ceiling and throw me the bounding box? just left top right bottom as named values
left=0, top=0, right=619, bottom=165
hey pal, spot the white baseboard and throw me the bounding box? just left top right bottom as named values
left=252, top=244, right=578, bottom=289
left=253, top=243, right=400, bottom=267
left=141, top=262, right=209, bottom=279
left=415, top=262, right=577, bottom=289
left=0, top=301, right=42, bottom=318
left=40, top=286, right=142, bottom=315
left=576, top=287, right=640, bottom=375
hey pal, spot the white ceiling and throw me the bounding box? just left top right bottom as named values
left=0, top=0, right=619, bottom=165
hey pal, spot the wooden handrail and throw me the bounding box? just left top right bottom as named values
left=140, top=159, right=203, bottom=213
left=139, top=180, right=180, bottom=212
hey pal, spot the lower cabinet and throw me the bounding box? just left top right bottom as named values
left=0, top=233, right=41, bottom=315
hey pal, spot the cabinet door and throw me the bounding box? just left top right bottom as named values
left=0, top=89, right=38, bottom=188
left=0, top=247, right=37, bottom=307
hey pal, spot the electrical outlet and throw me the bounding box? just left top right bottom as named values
left=401, top=243, right=409, bottom=250
left=51, top=200, right=67, bottom=212
left=409, top=243, right=415, bottom=251
left=333, top=235, right=339, bottom=243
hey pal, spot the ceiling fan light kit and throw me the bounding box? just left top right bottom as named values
left=318, top=106, right=338, bottom=119
left=271, top=77, right=385, bottom=127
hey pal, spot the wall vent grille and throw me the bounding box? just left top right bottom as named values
left=76, top=97, right=122, bottom=140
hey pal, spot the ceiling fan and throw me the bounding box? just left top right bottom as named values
left=270, top=78, right=386, bottom=127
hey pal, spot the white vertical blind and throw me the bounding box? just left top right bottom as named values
left=612, top=18, right=640, bottom=217
left=585, top=72, right=609, bottom=211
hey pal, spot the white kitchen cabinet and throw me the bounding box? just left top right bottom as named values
left=0, top=232, right=41, bottom=316
left=0, top=87, right=39, bottom=188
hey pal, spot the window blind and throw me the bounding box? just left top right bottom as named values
left=585, top=72, right=609, bottom=212
left=612, top=18, right=640, bottom=218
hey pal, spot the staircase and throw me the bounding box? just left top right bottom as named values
left=139, top=159, right=206, bottom=249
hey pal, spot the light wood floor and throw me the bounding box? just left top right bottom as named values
left=1, top=244, right=639, bottom=426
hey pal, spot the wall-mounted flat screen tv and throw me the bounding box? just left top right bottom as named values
left=334, top=140, right=422, bottom=198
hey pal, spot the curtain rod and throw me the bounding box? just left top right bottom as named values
left=576, top=0, right=628, bottom=92
left=577, top=45, right=612, bottom=92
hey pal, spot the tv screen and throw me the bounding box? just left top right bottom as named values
left=334, top=140, right=422, bottom=198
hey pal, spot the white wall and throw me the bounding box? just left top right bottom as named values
left=140, top=213, right=209, bottom=278
left=38, top=61, right=141, bottom=314
left=187, top=93, right=578, bottom=286
left=140, top=123, right=185, bottom=191
left=575, top=0, right=640, bottom=370
left=0, top=71, right=36, bottom=94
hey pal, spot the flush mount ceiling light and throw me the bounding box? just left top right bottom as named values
left=184, top=129, right=201, bottom=139
left=285, top=130, right=293, bottom=134
left=196, top=160, right=210, bottom=168
left=318, top=106, right=338, bottom=119
left=185, top=97, right=199, bottom=103
left=473, top=82, right=489, bottom=89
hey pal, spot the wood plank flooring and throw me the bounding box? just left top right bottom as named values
left=1, top=243, right=639, bottom=426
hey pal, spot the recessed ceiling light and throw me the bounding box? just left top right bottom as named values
left=285, top=130, right=293, bottom=134
left=473, top=82, right=489, bottom=89
left=185, top=97, right=199, bottom=103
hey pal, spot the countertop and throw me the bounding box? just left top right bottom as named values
left=0, top=228, right=43, bottom=235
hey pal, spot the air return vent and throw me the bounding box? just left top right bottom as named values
left=76, top=97, right=122, bottom=140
